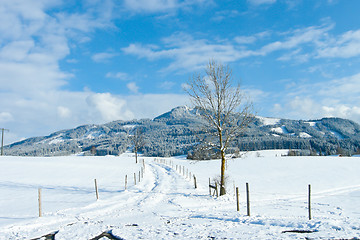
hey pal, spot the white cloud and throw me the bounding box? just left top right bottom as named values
left=181, top=83, right=190, bottom=90
left=317, top=29, right=360, bottom=58
left=0, top=87, right=190, bottom=145
left=272, top=103, right=282, bottom=113
left=234, top=36, right=257, bottom=44
left=86, top=93, right=135, bottom=122
left=322, top=105, right=360, bottom=119
left=0, top=112, right=13, bottom=123
left=122, top=24, right=337, bottom=72
left=317, top=72, right=360, bottom=97
left=247, top=0, right=276, bottom=6
left=0, top=1, right=192, bottom=146
left=0, top=0, right=118, bottom=144
left=57, top=106, right=71, bottom=118
left=288, top=97, right=321, bottom=118
left=0, top=0, right=116, bottom=96
left=0, top=90, right=92, bottom=144
left=260, top=24, right=333, bottom=55
left=272, top=72, right=360, bottom=123
left=0, top=61, right=69, bottom=94
left=126, top=93, right=189, bottom=119
left=127, top=82, right=139, bottom=93
left=124, top=0, right=178, bottom=12
left=160, top=81, right=175, bottom=90
left=106, top=72, right=129, bottom=80
left=56, top=12, right=111, bottom=33
left=123, top=0, right=208, bottom=13
left=277, top=49, right=310, bottom=63
left=122, top=33, right=255, bottom=73
left=0, top=40, right=35, bottom=61
left=85, top=92, right=189, bottom=123
left=243, top=87, right=268, bottom=104
left=212, top=10, right=240, bottom=22
left=92, top=52, right=118, bottom=62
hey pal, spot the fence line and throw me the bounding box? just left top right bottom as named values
left=38, top=188, right=42, bottom=217
left=94, top=179, right=99, bottom=200
left=32, top=157, right=348, bottom=222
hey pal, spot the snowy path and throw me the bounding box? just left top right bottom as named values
left=1, top=161, right=226, bottom=239
left=1, top=156, right=360, bottom=239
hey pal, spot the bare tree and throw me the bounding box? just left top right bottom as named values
left=186, top=60, right=253, bottom=196
left=130, top=127, right=144, bottom=163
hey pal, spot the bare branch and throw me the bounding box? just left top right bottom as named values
left=186, top=59, right=254, bottom=196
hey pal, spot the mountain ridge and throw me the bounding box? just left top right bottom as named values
left=4, top=106, right=360, bottom=157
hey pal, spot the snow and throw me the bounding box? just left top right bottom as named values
left=48, top=138, right=64, bottom=145
left=299, top=132, right=312, bottom=138
left=271, top=127, right=283, bottom=134
left=329, top=129, right=345, bottom=140
left=122, top=124, right=136, bottom=129
left=256, top=116, right=281, bottom=126
left=85, top=131, right=104, bottom=139
left=271, top=126, right=289, bottom=134
left=37, top=134, right=64, bottom=145
left=306, top=121, right=326, bottom=135
left=305, top=121, right=317, bottom=127
left=0, top=151, right=360, bottom=239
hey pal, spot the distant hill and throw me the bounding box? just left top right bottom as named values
left=4, top=106, right=360, bottom=157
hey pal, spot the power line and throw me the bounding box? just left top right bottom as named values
left=1, top=128, right=9, bottom=156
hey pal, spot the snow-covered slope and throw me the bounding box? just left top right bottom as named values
left=4, top=107, right=360, bottom=157
left=0, top=151, right=359, bottom=239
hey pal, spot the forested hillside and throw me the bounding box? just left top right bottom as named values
left=4, top=106, right=360, bottom=157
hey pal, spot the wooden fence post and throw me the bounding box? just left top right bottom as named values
left=94, top=179, right=99, bottom=200
left=38, top=188, right=42, bottom=217
left=246, top=183, right=250, bottom=216
left=194, top=175, right=197, bottom=189
left=125, top=175, right=127, bottom=190
left=134, top=173, right=136, bottom=185
left=308, top=184, right=312, bottom=220
left=209, top=178, right=211, bottom=195
left=236, top=187, right=240, bottom=212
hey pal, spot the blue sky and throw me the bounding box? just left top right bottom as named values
left=1, top=0, right=360, bottom=144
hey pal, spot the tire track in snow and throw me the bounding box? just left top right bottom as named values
left=133, top=161, right=192, bottom=210
left=1, top=160, right=213, bottom=239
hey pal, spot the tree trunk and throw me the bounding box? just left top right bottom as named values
left=220, top=149, right=226, bottom=195
left=218, top=129, right=226, bottom=196
left=135, top=147, right=138, bottom=164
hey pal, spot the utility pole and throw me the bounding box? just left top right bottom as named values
left=1, top=128, right=9, bottom=156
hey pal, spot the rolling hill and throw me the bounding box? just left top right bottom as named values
left=4, top=106, right=360, bottom=157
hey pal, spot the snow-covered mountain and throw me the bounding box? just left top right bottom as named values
left=4, top=106, right=360, bottom=156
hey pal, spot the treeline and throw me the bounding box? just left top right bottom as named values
left=4, top=106, right=360, bottom=158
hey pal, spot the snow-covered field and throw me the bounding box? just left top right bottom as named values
left=0, top=151, right=359, bottom=239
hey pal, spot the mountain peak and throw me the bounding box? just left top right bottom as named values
left=154, top=106, right=198, bottom=120
left=4, top=106, right=360, bottom=157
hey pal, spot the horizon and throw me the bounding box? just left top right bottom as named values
left=7, top=105, right=358, bottom=145
left=1, top=0, right=360, bottom=144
